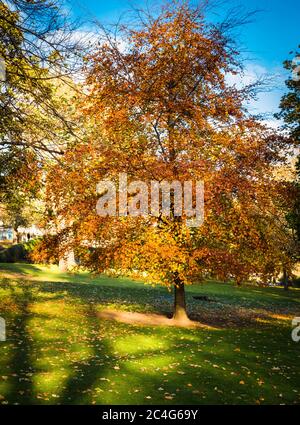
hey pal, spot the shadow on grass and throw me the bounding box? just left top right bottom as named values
left=1, top=280, right=114, bottom=404
left=2, top=271, right=299, bottom=331
left=28, top=278, right=300, bottom=328
left=2, top=281, right=37, bottom=403
left=0, top=278, right=299, bottom=405
left=59, top=303, right=112, bottom=405
left=0, top=263, right=42, bottom=276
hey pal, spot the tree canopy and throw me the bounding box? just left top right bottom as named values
left=37, top=2, right=297, bottom=320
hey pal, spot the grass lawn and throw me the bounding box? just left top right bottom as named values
left=0, top=263, right=299, bottom=405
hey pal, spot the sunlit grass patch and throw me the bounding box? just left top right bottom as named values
left=115, top=334, right=170, bottom=355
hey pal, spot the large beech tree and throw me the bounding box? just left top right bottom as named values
left=40, top=2, right=295, bottom=322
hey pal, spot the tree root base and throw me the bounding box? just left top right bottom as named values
left=97, top=309, right=210, bottom=328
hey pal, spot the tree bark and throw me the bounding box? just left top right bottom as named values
left=283, top=267, right=289, bottom=291
left=173, top=280, right=189, bottom=322
left=59, top=250, right=76, bottom=272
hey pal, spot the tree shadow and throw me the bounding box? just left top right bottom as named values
left=0, top=263, right=42, bottom=276
left=59, top=303, right=113, bottom=405
left=3, top=281, right=35, bottom=403
left=31, top=279, right=298, bottom=329
left=0, top=280, right=115, bottom=404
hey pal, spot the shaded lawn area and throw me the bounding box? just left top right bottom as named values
left=0, top=263, right=299, bottom=405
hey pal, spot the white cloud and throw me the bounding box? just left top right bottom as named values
left=226, top=62, right=286, bottom=126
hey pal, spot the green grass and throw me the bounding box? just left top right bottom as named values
left=0, top=263, right=299, bottom=405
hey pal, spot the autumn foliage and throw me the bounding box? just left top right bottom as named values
left=39, top=1, right=297, bottom=320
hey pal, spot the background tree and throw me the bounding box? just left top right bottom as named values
left=277, top=45, right=300, bottom=143
left=40, top=1, right=296, bottom=322
left=0, top=0, right=86, bottom=246
left=276, top=46, right=300, bottom=287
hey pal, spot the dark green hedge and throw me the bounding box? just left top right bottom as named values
left=0, top=239, right=39, bottom=263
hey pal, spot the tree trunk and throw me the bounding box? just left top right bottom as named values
left=283, top=268, right=289, bottom=291
left=59, top=250, right=76, bottom=272
left=173, top=280, right=189, bottom=322
left=14, top=228, right=21, bottom=244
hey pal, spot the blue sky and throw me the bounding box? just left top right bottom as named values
left=67, top=0, right=300, bottom=120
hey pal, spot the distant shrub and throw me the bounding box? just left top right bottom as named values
left=292, top=277, right=300, bottom=288
left=0, top=239, right=40, bottom=263
left=0, top=250, right=7, bottom=262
